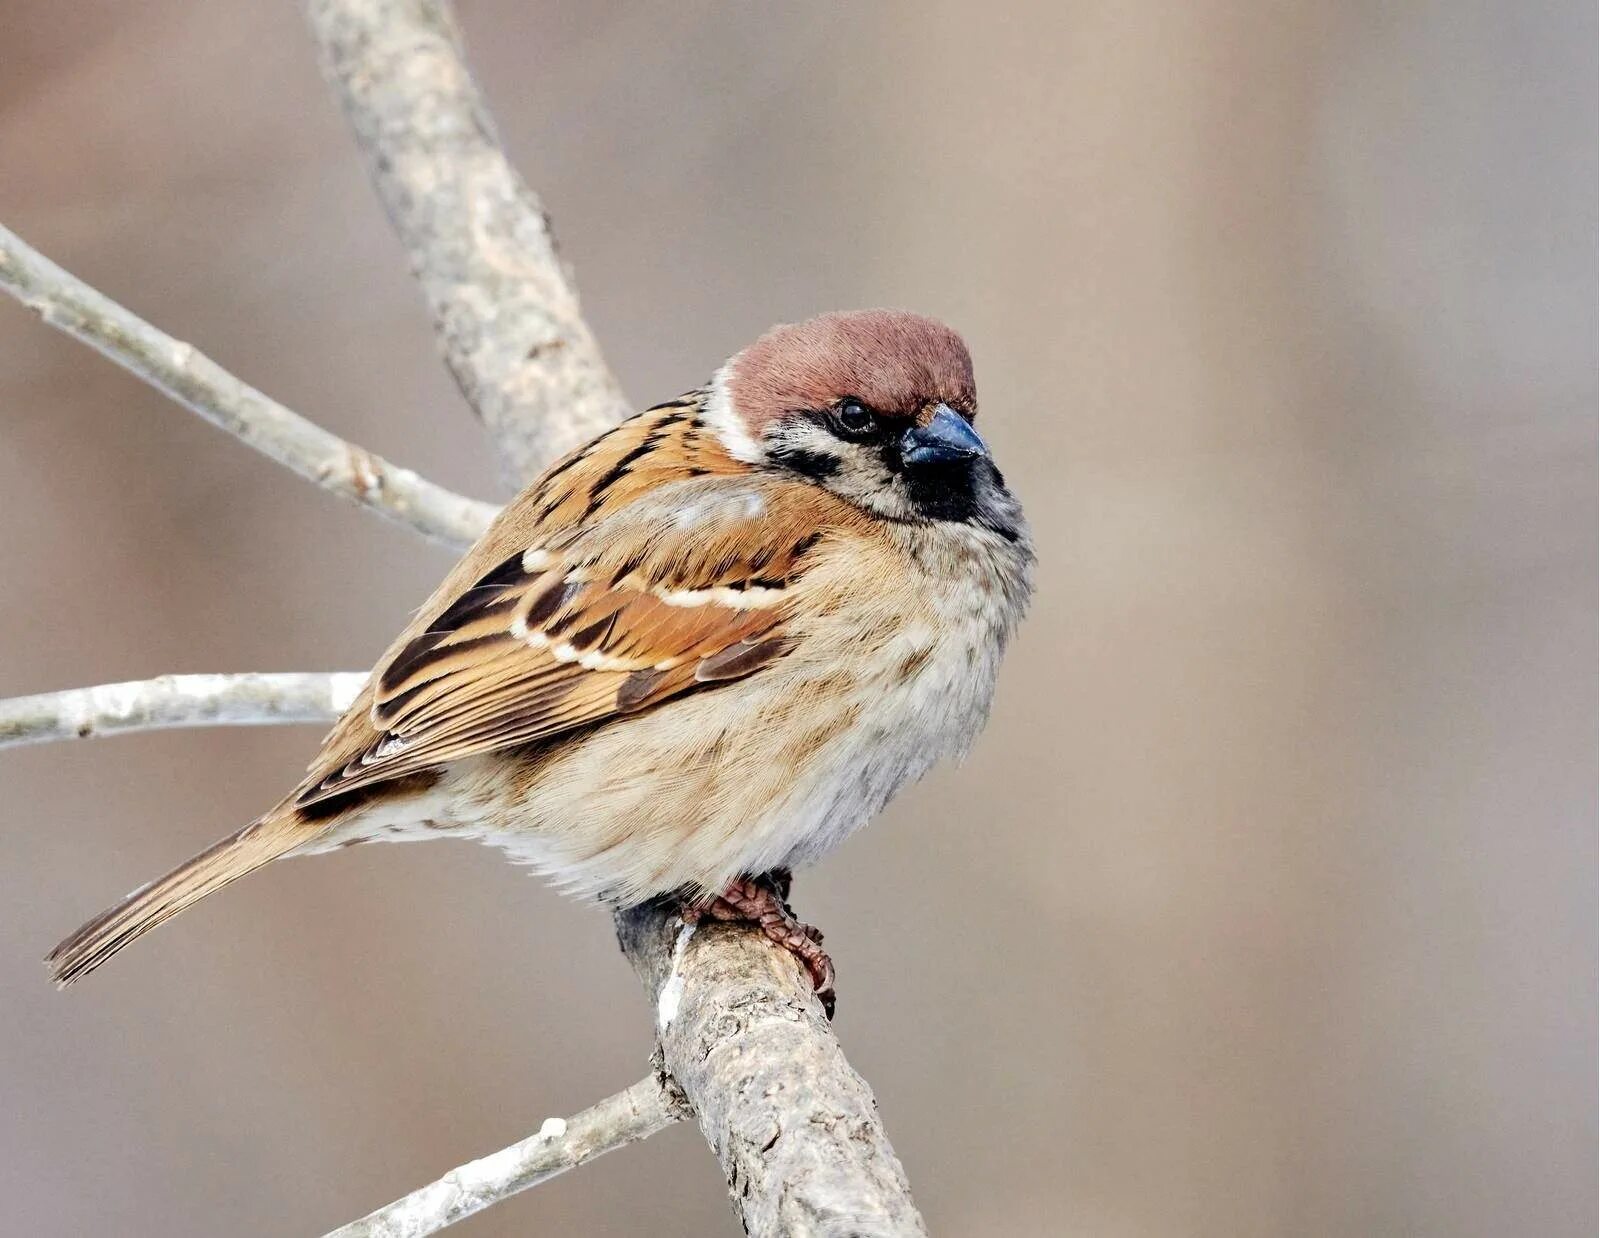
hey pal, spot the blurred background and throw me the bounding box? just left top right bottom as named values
left=0, top=2, right=1592, bottom=1234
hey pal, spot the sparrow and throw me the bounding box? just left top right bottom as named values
left=47, top=309, right=1033, bottom=1007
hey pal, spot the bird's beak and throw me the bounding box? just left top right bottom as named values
left=900, top=403, right=989, bottom=467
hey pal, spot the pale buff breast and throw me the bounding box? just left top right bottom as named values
left=440, top=515, right=1032, bottom=905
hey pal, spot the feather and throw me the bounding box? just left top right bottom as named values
left=288, top=398, right=861, bottom=808
left=46, top=316, right=1033, bottom=985
left=45, top=812, right=312, bottom=986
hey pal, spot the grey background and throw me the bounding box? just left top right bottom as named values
left=0, top=2, right=1592, bottom=1234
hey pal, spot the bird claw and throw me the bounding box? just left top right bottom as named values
left=690, top=874, right=836, bottom=1019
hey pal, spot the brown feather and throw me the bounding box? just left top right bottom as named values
left=290, top=396, right=857, bottom=807
left=725, top=310, right=977, bottom=433
left=45, top=813, right=310, bottom=987
left=46, top=371, right=938, bottom=983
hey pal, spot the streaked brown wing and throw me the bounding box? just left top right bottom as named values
left=293, top=469, right=840, bottom=809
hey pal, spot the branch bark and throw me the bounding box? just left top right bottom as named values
left=324, top=1072, right=689, bottom=1238
left=307, top=0, right=632, bottom=486
left=306, top=1, right=929, bottom=1234
left=305, top=1, right=929, bottom=1233
left=0, top=673, right=367, bottom=751
left=0, top=1, right=924, bottom=1231
left=0, top=223, right=497, bottom=550
left=618, top=913, right=929, bottom=1237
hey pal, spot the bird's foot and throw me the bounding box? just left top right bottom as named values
left=685, top=872, right=835, bottom=1018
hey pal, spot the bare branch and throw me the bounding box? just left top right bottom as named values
left=0, top=673, right=366, bottom=751
left=306, top=0, right=632, bottom=485
left=0, top=223, right=498, bottom=550
left=618, top=911, right=930, bottom=1237
left=308, top=1, right=927, bottom=1231
left=323, top=1073, right=688, bottom=1238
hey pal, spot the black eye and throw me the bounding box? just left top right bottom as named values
left=833, top=398, right=878, bottom=437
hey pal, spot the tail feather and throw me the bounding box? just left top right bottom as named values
left=46, top=814, right=305, bottom=987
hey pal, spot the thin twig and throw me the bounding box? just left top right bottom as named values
left=0, top=223, right=498, bottom=549
left=308, top=0, right=632, bottom=486
left=323, top=1073, right=688, bottom=1238
left=0, top=673, right=367, bottom=751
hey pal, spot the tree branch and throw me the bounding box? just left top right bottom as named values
left=0, top=223, right=497, bottom=550
left=323, top=1072, right=689, bottom=1238
left=307, top=1, right=929, bottom=1233
left=307, top=0, right=632, bottom=486
left=618, top=912, right=929, bottom=1237
left=0, top=673, right=367, bottom=751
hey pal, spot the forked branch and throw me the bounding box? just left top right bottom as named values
left=306, top=0, right=928, bottom=1233
left=307, top=0, right=632, bottom=485
left=324, top=1072, right=689, bottom=1237
left=0, top=0, right=928, bottom=1232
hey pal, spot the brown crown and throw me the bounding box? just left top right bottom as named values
left=725, top=309, right=976, bottom=434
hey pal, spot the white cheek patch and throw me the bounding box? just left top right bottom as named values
left=701, top=365, right=764, bottom=463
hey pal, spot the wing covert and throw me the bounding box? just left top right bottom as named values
left=294, top=475, right=837, bottom=808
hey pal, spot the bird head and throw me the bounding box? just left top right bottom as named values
left=706, top=309, right=1019, bottom=534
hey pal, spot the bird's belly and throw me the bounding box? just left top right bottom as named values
left=447, top=606, right=1003, bottom=904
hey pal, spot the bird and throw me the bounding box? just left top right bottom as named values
left=46, top=309, right=1033, bottom=1007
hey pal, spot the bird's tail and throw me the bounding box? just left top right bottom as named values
left=45, top=812, right=307, bottom=988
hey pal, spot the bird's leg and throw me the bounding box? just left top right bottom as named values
left=685, top=871, right=835, bottom=1018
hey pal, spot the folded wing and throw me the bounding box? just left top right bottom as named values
left=295, top=477, right=840, bottom=808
